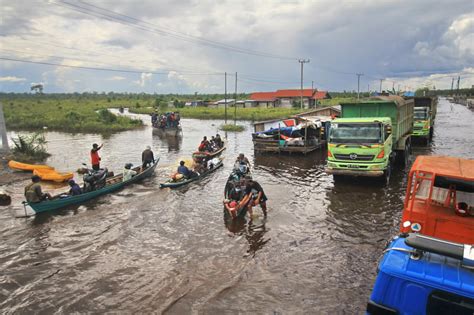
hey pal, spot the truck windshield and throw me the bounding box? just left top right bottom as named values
left=329, top=123, right=382, bottom=144
left=414, top=109, right=428, bottom=120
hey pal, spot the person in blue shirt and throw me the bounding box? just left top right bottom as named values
left=68, top=179, right=82, bottom=196
left=177, top=161, right=198, bottom=178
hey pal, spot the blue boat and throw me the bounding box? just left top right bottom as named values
left=367, top=233, right=474, bottom=314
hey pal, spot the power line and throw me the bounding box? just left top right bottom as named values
left=0, top=56, right=224, bottom=76
left=52, top=0, right=299, bottom=61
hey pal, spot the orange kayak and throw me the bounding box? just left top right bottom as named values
left=33, top=169, right=74, bottom=183
left=8, top=160, right=54, bottom=171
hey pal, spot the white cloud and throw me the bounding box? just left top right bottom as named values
left=133, top=72, right=152, bottom=87
left=108, top=76, right=126, bottom=81
left=0, top=76, right=26, bottom=82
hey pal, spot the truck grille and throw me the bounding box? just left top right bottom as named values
left=413, top=126, right=423, bottom=130
left=334, top=154, right=375, bottom=161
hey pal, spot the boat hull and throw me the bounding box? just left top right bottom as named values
left=152, top=126, right=182, bottom=136
left=160, top=161, right=223, bottom=188
left=25, top=159, right=159, bottom=213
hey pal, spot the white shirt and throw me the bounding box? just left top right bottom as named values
left=123, top=168, right=137, bottom=181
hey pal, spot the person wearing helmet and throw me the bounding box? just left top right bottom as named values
left=68, top=179, right=82, bottom=196
left=90, top=143, right=103, bottom=171
left=123, top=163, right=137, bottom=182
left=142, top=146, right=155, bottom=169
left=24, top=175, right=52, bottom=203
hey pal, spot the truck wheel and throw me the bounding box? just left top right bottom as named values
left=397, top=141, right=410, bottom=167
left=382, top=165, right=391, bottom=186
left=429, top=127, right=434, bottom=141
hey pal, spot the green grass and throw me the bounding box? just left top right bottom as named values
left=319, top=97, right=355, bottom=106
left=129, top=106, right=302, bottom=121
left=219, top=124, right=246, bottom=132
left=1, top=95, right=143, bottom=134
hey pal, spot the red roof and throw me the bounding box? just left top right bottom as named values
left=275, top=89, right=314, bottom=98
left=250, top=92, right=277, bottom=101
left=312, top=91, right=329, bottom=100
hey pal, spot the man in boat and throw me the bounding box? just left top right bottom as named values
left=123, top=163, right=137, bottom=182
left=178, top=161, right=198, bottom=178
left=215, top=134, right=223, bottom=148
left=151, top=112, right=158, bottom=127
left=90, top=143, right=103, bottom=171
left=245, top=175, right=268, bottom=217
left=24, top=175, right=52, bottom=203
left=68, top=179, right=82, bottom=196
left=141, top=146, right=155, bottom=169
left=235, top=153, right=251, bottom=173
left=198, top=136, right=210, bottom=152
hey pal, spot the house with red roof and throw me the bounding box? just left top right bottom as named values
left=249, top=89, right=331, bottom=108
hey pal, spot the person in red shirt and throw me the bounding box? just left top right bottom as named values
left=90, top=143, right=103, bottom=170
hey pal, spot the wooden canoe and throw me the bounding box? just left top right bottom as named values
left=23, top=158, right=159, bottom=214
left=192, top=143, right=226, bottom=159
left=33, top=169, right=74, bottom=183
left=160, top=160, right=223, bottom=188
left=152, top=125, right=182, bottom=136
left=8, top=160, right=54, bottom=172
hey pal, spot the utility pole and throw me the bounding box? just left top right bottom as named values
left=311, top=80, right=314, bottom=92
left=451, top=77, right=454, bottom=93
left=379, top=79, right=384, bottom=93
left=392, top=82, right=395, bottom=93
left=234, top=72, right=237, bottom=125
left=0, top=102, right=9, bottom=154
left=224, top=72, right=227, bottom=124
left=457, top=76, right=460, bottom=95
left=356, top=73, right=363, bottom=100
left=298, top=59, right=310, bottom=109
left=368, top=84, right=370, bottom=95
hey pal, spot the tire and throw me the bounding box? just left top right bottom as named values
left=429, top=127, right=434, bottom=141
left=397, top=140, right=410, bottom=167
left=382, top=164, right=391, bottom=186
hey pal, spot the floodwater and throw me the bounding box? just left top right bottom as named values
left=1, top=98, right=473, bottom=313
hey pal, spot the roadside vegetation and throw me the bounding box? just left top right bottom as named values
left=219, top=124, right=246, bottom=132
left=1, top=94, right=142, bottom=134
left=10, top=133, right=50, bottom=162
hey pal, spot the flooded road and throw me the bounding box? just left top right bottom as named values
left=1, top=98, right=473, bottom=313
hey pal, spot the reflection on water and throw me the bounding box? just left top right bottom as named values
left=0, top=99, right=473, bottom=313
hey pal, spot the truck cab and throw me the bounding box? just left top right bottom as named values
left=327, top=117, right=393, bottom=179
left=367, top=233, right=474, bottom=314
left=412, top=97, right=437, bottom=144
left=400, top=155, right=474, bottom=244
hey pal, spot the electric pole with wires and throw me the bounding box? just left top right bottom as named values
left=298, top=59, right=310, bottom=109
left=356, top=73, right=363, bottom=100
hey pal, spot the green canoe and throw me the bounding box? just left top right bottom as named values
left=24, top=158, right=159, bottom=214
left=160, top=160, right=223, bottom=188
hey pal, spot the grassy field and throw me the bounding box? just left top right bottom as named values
left=129, top=106, right=303, bottom=121
left=219, top=124, right=246, bottom=132
left=1, top=95, right=142, bottom=133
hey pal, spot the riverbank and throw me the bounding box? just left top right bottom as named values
left=1, top=95, right=143, bottom=134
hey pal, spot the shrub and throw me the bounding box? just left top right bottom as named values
left=11, top=133, right=50, bottom=161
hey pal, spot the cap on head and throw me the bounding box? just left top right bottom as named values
left=32, top=175, right=41, bottom=182
left=180, top=161, right=185, bottom=166
left=93, top=143, right=98, bottom=148
left=146, top=146, right=151, bottom=150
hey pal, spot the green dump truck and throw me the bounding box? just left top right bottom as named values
left=326, top=96, right=414, bottom=184
left=412, top=96, right=437, bottom=144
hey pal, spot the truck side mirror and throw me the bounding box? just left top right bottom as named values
left=386, top=126, right=392, bottom=134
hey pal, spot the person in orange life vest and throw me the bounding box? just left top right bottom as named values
left=90, top=143, right=103, bottom=171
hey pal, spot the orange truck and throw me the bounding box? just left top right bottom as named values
left=400, top=155, right=474, bottom=244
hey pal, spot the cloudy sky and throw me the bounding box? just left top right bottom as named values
left=0, top=0, right=473, bottom=94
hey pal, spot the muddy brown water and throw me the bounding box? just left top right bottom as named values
left=0, top=98, right=473, bottom=313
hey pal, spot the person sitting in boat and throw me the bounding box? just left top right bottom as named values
left=24, top=175, right=52, bottom=203
left=207, top=157, right=219, bottom=170
left=245, top=175, right=268, bottom=217
left=123, top=163, right=137, bottom=182
left=215, top=134, right=223, bottom=148
left=198, top=136, right=211, bottom=152
left=178, top=161, right=198, bottom=179
left=141, top=146, right=155, bottom=169
left=68, top=179, right=82, bottom=196
left=235, top=153, right=251, bottom=171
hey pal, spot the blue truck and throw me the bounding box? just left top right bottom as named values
left=367, top=233, right=474, bottom=314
